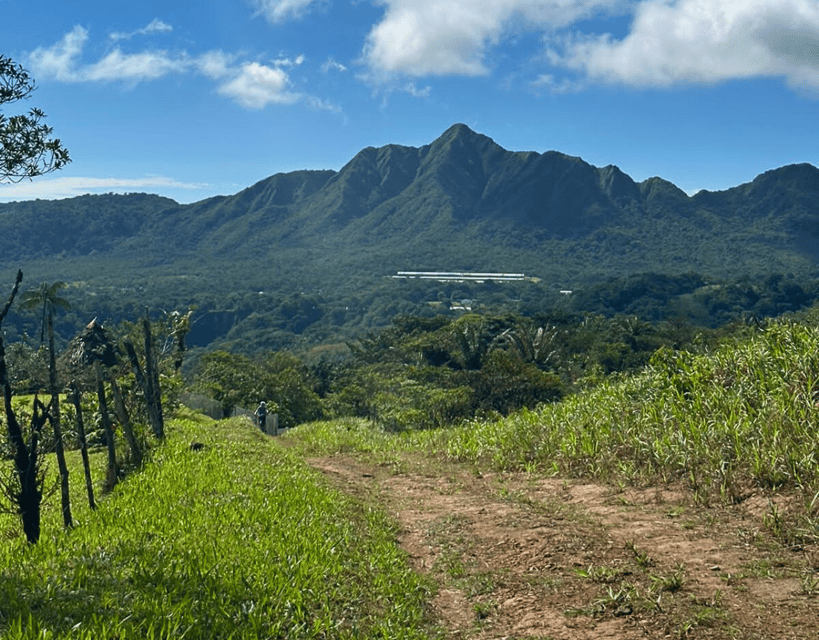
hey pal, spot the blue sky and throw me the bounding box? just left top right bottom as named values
left=2, top=0, right=818, bottom=204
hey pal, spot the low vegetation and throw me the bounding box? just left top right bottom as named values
left=0, top=414, right=437, bottom=639
left=290, top=311, right=819, bottom=531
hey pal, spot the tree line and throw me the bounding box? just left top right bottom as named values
left=187, top=307, right=734, bottom=433
left=0, top=271, right=185, bottom=543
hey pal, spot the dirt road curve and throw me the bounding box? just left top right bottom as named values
left=309, top=455, right=819, bottom=639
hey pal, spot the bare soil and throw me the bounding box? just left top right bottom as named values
left=307, top=454, right=819, bottom=639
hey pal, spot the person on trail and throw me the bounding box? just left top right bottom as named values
left=254, top=401, right=268, bottom=432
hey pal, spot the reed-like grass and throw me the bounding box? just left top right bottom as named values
left=440, top=319, right=819, bottom=504
left=0, top=412, right=437, bottom=639
left=292, top=317, right=819, bottom=518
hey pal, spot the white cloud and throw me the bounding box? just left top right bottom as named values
left=217, top=62, right=301, bottom=108
left=403, top=82, right=431, bottom=97
left=547, top=0, right=819, bottom=90
left=322, top=57, right=348, bottom=73
left=110, top=18, right=173, bottom=41
left=84, top=49, right=189, bottom=83
left=251, top=0, right=327, bottom=23
left=142, top=19, right=174, bottom=35
left=529, top=72, right=586, bottom=94
left=305, top=96, right=344, bottom=113
left=28, top=25, right=186, bottom=83
left=361, top=0, right=619, bottom=78
left=28, top=25, right=89, bottom=81
left=195, top=50, right=238, bottom=80
left=0, top=175, right=205, bottom=202
left=360, top=0, right=819, bottom=94
left=26, top=26, right=321, bottom=109
left=274, top=54, right=306, bottom=68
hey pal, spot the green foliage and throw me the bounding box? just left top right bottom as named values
left=191, top=351, right=263, bottom=417
left=321, top=310, right=717, bottom=431
left=471, top=349, right=563, bottom=415
left=2, top=123, right=819, bottom=357
left=328, top=363, right=473, bottom=432
left=3, top=340, right=48, bottom=393
left=19, top=281, right=70, bottom=343
left=109, top=310, right=193, bottom=381
left=436, top=314, right=819, bottom=508
left=0, top=56, right=70, bottom=183
left=191, top=350, right=321, bottom=428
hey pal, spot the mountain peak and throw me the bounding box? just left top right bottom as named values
left=435, top=123, right=493, bottom=146
left=424, top=124, right=503, bottom=165
left=441, top=122, right=477, bottom=137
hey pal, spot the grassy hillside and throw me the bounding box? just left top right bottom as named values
left=0, top=413, right=437, bottom=639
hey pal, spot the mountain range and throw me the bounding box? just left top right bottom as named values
left=1, top=123, right=818, bottom=351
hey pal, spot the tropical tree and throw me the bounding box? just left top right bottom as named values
left=19, top=281, right=73, bottom=528
left=450, top=314, right=492, bottom=370
left=192, top=350, right=321, bottom=428
left=0, top=55, right=70, bottom=182
left=20, top=281, right=70, bottom=344
left=193, top=351, right=262, bottom=419
left=0, top=271, right=47, bottom=543
left=491, top=321, right=560, bottom=368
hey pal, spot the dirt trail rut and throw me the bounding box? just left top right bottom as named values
left=309, top=454, right=819, bottom=639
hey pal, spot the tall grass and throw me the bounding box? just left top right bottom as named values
left=0, top=413, right=437, bottom=639
left=293, top=317, right=819, bottom=514
left=440, top=319, right=819, bottom=502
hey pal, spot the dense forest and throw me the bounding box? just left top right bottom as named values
left=1, top=124, right=819, bottom=358
left=2, top=124, right=819, bottom=433
left=5, top=271, right=815, bottom=438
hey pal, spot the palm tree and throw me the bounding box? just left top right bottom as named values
left=451, top=315, right=491, bottom=370
left=491, top=322, right=559, bottom=368
left=20, top=281, right=72, bottom=529
left=20, top=281, right=70, bottom=344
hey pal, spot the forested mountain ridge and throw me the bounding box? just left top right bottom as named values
left=2, top=123, right=818, bottom=273
left=1, top=123, right=818, bottom=352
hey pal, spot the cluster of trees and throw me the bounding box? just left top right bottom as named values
left=0, top=272, right=185, bottom=544
left=188, top=309, right=716, bottom=432
left=192, top=350, right=321, bottom=428
left=7, top=263, right=816, bottom=363
left=566, top=272, right=818, bottom=326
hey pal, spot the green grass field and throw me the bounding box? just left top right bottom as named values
left=0, top=411, right=438, bottom=639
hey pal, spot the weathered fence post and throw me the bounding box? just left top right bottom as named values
left=70, top=382, right=96, bottom=510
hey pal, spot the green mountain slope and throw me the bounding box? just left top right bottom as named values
left=1, top=123, right=818, bottom=351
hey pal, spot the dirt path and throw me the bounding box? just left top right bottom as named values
left=308, top=454, right=819, bottom=639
